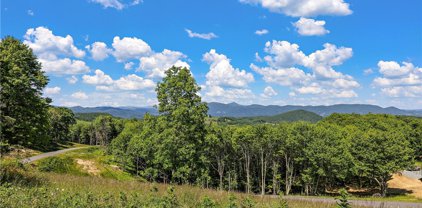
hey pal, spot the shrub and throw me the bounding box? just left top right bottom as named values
left=161, top=186, right=179, bottom=208
left=241, top=196, right=255, bottom=208
left=0, top=159, right=40, bottom=186
left=336, top=188, right=351, bottom=208
left=0, top=141, right=10, bottom=157
left=200, top=196, right=217, bottom=208
left=38, top=157, right=72, bottom=173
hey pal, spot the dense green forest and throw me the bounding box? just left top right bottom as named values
left=1, top=36, right=421, bottom=202
left=215, top=110, right=323, bottom=125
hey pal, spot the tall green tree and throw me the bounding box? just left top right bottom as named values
left=48, top=107, right=76, bottom=142
left=350, top=128, right=413, bottom=196
left=0, top=36, right=51, bottom=147
left=155, top=66, right=208, bottom=183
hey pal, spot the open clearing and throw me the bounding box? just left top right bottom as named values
left=389, top=173, right=422, bottom=199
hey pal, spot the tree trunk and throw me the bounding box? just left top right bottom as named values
left=217, top=157, right=224, bottom=191
left=272, top=161, right=278, bottom=195
left=375, top=177, right=388, bottom=197
left=285, top=154, right=294, bottom=195
left=244, top=151, right=251, bottom=194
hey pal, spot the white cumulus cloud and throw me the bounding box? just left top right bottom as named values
left=71, top=91, right=88, bottom=100
left=44, top=87, right=61, bottom=95
left=185, top=29, right=218, bottom=40
left=203, top=49, right=254, bottom=88
left=82, top=69, right=114, bottom=85
left=261, top=86, right=278, bottom=98
left=373, top=61, right=422, bottom=97
left=255, top=29, right=269, bottom=35
left=24, top=27, right=90, bottom=75
left=112, top=36, right=152, bottom=62
left=138, top=49, right=189, bottom=78
left=90, top=0, right=140, bottom=10
left=239, top=0, right=352, bottom=17
left=86, top=42, right=112, bottom=61
left=293, top=17, right=329, bottom=36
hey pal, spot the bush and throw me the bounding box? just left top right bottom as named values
left=200, top=196, right=217, bottom=208
left=0, top=159, right=40, bottom=186
left=38, top=157, right=72, bottom=173
left=0, top=141, right=10, bottom=157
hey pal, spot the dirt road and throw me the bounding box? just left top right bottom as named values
left=20, top=147, right=86, bottom=164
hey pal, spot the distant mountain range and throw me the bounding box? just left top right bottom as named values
left=69, top=103, right=422, bottom=119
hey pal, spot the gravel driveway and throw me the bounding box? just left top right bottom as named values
left=20, top=147, right=87, bottom=164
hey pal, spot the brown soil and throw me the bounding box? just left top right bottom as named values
left=75, top=159, right=100, bottom=176
left=388, top=173, right=422, bottom=199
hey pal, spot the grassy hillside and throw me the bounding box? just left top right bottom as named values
left=0, top=147, right=348, bottom=208
left=216, top=110, right=323, bottom=125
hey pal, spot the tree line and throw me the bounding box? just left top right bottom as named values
left=1, top=36, right=421, bottom=197
left=69, top=66, right=421, bottom=197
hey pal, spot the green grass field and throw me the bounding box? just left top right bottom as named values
left=1, top=147, right=420, bottom=207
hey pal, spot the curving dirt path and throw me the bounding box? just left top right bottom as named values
left=20, top=147, right=87, bottom=164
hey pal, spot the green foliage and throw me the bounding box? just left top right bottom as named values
left=241, top=196, right=255, bottom=208
left=200, top=196, right=217, bottom=208
left=217, top=110, right=322, bottom=125
left=38, top=157, right=73, bottom=173
left=336, top=188, right=351, bottom=208
left=161, top=186, right=179, bottom=208
left=0, top=141, right=10, bottom=157
left=74, top=112, right=113, bottom=121
left=0, top=36, right=51, bottom=148
left=48, top=107, right=76, bottom=142
left=226, top=194, right=238, bottom=208
left=276, top=193, right=289, bottom=208
left=0, top=159, right=40, bottom=186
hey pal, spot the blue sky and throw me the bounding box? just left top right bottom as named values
left=2, top=0, right=422, bottom=109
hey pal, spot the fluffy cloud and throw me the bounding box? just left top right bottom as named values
left=255, top=29, right=269, bottom=35
left=24, top=27, right=85, bottom=59
left=111, top=74, right=155, bottom=90
left=71, top=91, right=88, bottom=99
left=82, top=69, right=155, bottom=91
left=261, top=86, right=278, bottom=98
left=185, top=29, right=218, bottom=40
left=112, top=36, right=151, bottom=62
left=90, top=0, right=140, bottom=10
left=377, top=61, right=414, bottom=77
left=203, top=49, right=254, bottom=88
left=86, top=42, right=112, bottom=61
left=24, top=27, right=90, bottom=75
left=39, top=58, right=90, bottom=75
left=239, top=0, right=352, bottom=17
left=82, top=69, right=114, bottom=85
left=204, top=85, right=255, bottom=102
left=252, top=40, right=359, bottom=99
left=58, top=91, right=156, bottom=107
left=373, top=61, right=422, bottom=97
left=293, top=17, right=329, bottom=36
left=251, top=64, right=312, bottom=86
left=44, top=87, right=61, bottom=95
left=305, top=43, right=353, bottom=79
left=138, top=49, right=189, bottom=78
left=263, top=40, right=307, bottom=68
